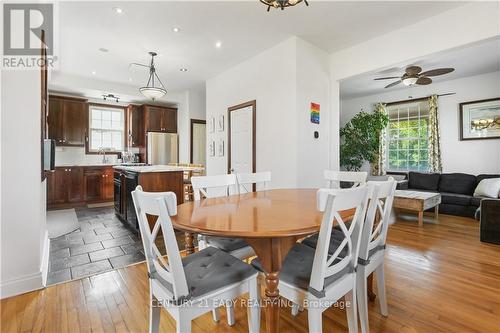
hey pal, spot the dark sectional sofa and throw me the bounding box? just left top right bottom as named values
left=396, top=172, right=500, bottom=218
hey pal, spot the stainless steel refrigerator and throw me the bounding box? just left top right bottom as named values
left=147, top=132, right=178, bottom=165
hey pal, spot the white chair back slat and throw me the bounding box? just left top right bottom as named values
left=132, top=186, right=189, bottom=300
left=236, top=171, right=271, bottom=193
left=324, top=170, right=368, bottom=189
left=358, top=178, right=397, bottom=262
left=309, top=186, right=369, bottom=294
left=191, top=174, right=238, bottom=201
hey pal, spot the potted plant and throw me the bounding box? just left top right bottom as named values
left=340, top=107, right=389, bottom=174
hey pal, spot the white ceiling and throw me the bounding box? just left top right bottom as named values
left=340, top=37, right=500, bottom=99
left=54, top=1, right=465, bottom=94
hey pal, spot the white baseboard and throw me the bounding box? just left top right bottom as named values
left=0, top=232, right=50, bottom=299
left=0, top=272, right=43, bottom=299
left=41, top=231, right=50, bottom=286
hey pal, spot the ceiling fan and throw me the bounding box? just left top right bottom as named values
left=374, top=66, right=455, bottom=88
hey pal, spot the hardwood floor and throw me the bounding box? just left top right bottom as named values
left=1, top=214, right=500, bottom=332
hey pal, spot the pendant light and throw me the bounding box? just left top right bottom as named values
left=138, top=52, right=167, bottom=100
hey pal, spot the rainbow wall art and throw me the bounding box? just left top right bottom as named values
left=310, top=102, right=320, bottom=124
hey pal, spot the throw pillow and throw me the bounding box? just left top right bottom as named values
left=473, top=178, right=500, bottom=198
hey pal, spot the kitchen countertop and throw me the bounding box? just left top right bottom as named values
left=113, top=165, right=204, bottom=173
left=55, top=163, right=116, bottom=167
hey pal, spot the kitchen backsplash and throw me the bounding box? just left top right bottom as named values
left=55, top=147, right=140, bottom=166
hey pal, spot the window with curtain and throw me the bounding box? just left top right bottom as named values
left=88, top=105, right=125, bottom=152
left=387, top=100, right=430, bottom=172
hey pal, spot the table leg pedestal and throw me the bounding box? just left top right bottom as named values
left=184, top=232, right=195, bottom=254
left=246, top=237, right=297, bottom=333
left=264, top=271, right=280, bottom=333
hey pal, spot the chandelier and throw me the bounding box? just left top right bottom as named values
left=260, top=0, right=309, bottom=11
left=133, top=52, right=167, bottom=100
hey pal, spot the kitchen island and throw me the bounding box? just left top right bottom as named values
left=113, top=165, right=193, bottom=229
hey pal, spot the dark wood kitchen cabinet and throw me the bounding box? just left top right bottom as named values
left=126, top=104, right=144, bottom=147
left=113, top=169, right=183, bottom=229
left=46, top=167, right=84, bottom=207
left=83, top=167, right=114, bottom=203
left=48, top=95, right=87, bottom=146
left=67, top=167, right=84, bottom=202
left=47, top=166, right=114, bottom=209
left=143, top=105, right=177, bottom=133
left=83, top=169, right=104, bottom=202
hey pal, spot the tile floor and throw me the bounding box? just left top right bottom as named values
left=47, top=206, right=187, bottom=285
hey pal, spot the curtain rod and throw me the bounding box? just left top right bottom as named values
left=385, top=93, right=456, bottom=106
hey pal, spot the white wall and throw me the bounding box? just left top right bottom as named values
left=295, top=38, right=331, bottom=187
left=1, top=70, right=48, bottom=298
left=206, top=38, right=298, bottom=188
left=206, top=37, right=332, bottom=188
left=341, top=71, right=500, bottom=175
left=329, top=1, right=500, bottom=171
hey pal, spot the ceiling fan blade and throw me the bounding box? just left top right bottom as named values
left=405, top=66, right=422, bottom=75
left=420, top=68, right=455, bottom=77
left=374, top=76, right=401, bottom=80
left=129, top=62, right=149, bottom=68
left=416, top=76, right=432, bottom=85
left=385, top=80, right=402, bottom=88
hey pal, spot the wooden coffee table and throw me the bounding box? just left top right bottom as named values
left=393, top=190, right=441, bottom=226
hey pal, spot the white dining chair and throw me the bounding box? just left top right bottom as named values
left=324, top=170, right=368, bottom=189
left=236, top=171, right=272, bottom=193
left=252, top=186, right=370, bottom=333
left=190, top=174, right=255, bottom=260
left=301, top=179, right=396, bottom=333
left=356, top=178, right=396, bottom=333
left=190, top=174, right=256, bottom=326
left=131, top=186, right=260, bottom=333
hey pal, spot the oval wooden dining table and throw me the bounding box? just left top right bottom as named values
left=171, top=189, right=355, bottom=333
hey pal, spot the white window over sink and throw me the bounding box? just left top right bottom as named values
left=88, top=105, right=125, bottom=152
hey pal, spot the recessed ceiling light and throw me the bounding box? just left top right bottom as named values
left=113, top=7, right=123, bottom=14
left=180, top=68, right=188, bottom=72
left=99, top=47, right=109, bottom=53
left=128, top=77, right=133, bottom=82
left=91, top=71, right=96, bottom=75
left=172, top=27, right=180, bottom=33
left=215, top=41, right=222, bottom=49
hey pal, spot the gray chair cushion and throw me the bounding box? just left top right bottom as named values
left=251, top=244, right=353, bottom=297
left=206, top=236, right=250, bottom=252
left=153, top=247, right=256, bottom=301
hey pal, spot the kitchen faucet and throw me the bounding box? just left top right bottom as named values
left=98, top=147, right=109, bottom=164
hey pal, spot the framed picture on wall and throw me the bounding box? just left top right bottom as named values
left=208, top=117, right=215, bottom=133
left=218, top=139, right=225, bottom=157
left=460, top=97, right=500, bottom=140
left=208, top=140, right=215, bottom=157
left=217, top=115, right=225, bottom=132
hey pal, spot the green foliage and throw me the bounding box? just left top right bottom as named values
left=340, top=109, right=389, bottom=171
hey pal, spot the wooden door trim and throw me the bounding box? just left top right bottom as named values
left=190, top=119, right=206, bottom=163
left=227, top=100, right=256, bottom=191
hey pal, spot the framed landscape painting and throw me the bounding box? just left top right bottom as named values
left=460, top=97, right=500, bottom=140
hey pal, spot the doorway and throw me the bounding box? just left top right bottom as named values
left=228, top=100, right=256, bottom=190
left=190, top=119, right=206, bottom=165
